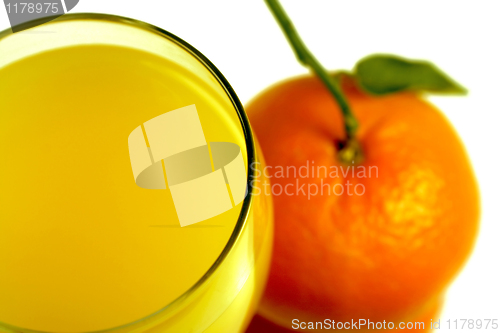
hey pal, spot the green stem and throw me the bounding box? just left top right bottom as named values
left=264, top=0, right=359, bottom=140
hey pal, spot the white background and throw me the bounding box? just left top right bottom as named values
left=1, top=1, right=499, bottom=330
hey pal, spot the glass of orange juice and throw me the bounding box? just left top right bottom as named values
left=0, top=13, right=273, bottom=333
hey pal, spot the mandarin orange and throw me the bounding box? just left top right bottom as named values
left=245, top=75, right=479, bottom=331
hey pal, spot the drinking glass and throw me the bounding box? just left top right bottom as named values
left=0, top=13, right=273, bottom=333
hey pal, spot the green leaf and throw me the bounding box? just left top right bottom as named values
left=353, top=54, right=467, bottom=95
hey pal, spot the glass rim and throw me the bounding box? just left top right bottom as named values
left=0, top=12, right=257, bottom=333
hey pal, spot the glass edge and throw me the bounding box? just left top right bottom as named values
left=0, top=12, right=257, bottom=333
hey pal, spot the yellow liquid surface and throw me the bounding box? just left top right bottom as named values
left=0, top=45, right=246, bottom=332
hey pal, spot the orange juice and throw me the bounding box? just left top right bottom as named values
left=0, top=15, right=272, bottom=333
